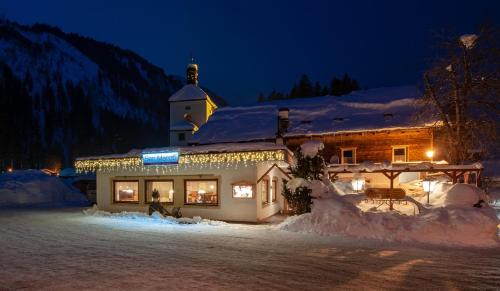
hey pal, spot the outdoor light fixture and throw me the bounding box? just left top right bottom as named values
left=426, top=150, right=434, bottom=162
left=351, top=176, right=365, bottom=193
left=422, top=177, right=436, bottom=204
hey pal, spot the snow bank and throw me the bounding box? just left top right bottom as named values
left=0, top=170, right=88, bottom=207
left=83, top=205, right=226, bottom=226
left=417, top=182, right=490, bottom=207
left=444, top=184, right=489, bottom=207
left=280, top=182, right=499, bottom=247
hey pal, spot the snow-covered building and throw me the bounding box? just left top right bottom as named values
left=193, top=86, right=442, bottom=165
left=169, top=62, right=217, bottom=146
left=75, top=84, right=449, bottom=221
left=75, top=143, right=291, bottom=222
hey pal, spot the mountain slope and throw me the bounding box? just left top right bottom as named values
left=0, top=20, right=184, bottom=168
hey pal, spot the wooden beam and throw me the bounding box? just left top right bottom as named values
left=256, top=163, right=291, bottom=184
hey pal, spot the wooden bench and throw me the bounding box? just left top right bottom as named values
left=364, top=188, right=406, bottom=210
left=365, top=188, right=406, bottom=200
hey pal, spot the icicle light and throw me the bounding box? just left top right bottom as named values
left=75, top=150, right=286, bottom=173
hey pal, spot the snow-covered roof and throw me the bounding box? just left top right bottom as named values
left=327, top=161, right=483, bottom=173
left=168, top=84, right=209, bottom=102
left=76, top=142, right=290, bottom=161
left=193, top=86, right=434, bottom=144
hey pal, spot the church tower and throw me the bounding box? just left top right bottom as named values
left=168, top=60, right=217, bottom=146
left=186, top=60, right=199, bottom=85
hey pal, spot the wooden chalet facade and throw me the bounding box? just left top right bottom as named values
left=285, top=127, right=441, bottom=164
left=192, top=85, right=445, bottom=166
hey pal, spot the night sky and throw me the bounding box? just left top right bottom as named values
left=1, top=0, right=499, bottom=105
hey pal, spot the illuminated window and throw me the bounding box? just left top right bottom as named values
left=232, top=182, right=254, bottom=198
left=185, top=180, right=218, bottom=205
left=393, top=146, right=408, bottom=162
left=271, top=179, right=277, bottom=202
left=114, top=181, right=139, bottom=203
left=261, top=179, right=269, bottom=204
left=145, top=180, right=174, bottom=203
left=341, top=148, right=356, bottom=164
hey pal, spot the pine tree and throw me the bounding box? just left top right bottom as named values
left=297, top=74, right=313, bottom=97
left=257, top=92, right=266, bottom=102
left=282, top=145, right=326, bottom=215
left=321, top=85, right=329, bottom=96
left=313, top=81, right=322, bottom=96
left=289, top=83, right=299, bottom=99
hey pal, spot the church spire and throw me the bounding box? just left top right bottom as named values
left=186, top=57, right=199, bottom=86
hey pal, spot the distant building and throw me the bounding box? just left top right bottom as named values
left=169, top=62, right=217, bottom=146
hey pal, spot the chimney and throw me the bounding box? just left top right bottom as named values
left=276, top=107, right=290, bottom=144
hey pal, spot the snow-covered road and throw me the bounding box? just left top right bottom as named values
left=0, top=209, right=499, bottom=290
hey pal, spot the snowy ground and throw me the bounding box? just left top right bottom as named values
left=0, top=208, right=499, bottom=290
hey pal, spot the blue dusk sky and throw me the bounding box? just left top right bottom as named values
left=1, top=0, right=498, bottom=105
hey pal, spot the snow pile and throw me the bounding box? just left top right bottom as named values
left=417, top=182, right=490, bottom=207
left=83, top=205, right=226, bottom=226
left=444, top=184, right=489, bottom=207
left=0, top=170, right=88, bottom=207
left=280, top=182, right=499, bottom=247
left=300, top=140, right=324, bottom=158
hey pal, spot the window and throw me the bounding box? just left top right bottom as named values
left=393, top=146, right=408, bottom=163
left=178, top=133, right=186, bottom=141
left=145, top=180, right=174, bottom=203
left=261, top=179, right=269, bottom=204
left=341, top=148, right=356, bottom=164
left=271, top=179, right=278, bottom=202
left=232, top=182, right=254, bottom=198
left=114, top=181, right=139, bottom=203
left=185, top=180, right=218, bottom=205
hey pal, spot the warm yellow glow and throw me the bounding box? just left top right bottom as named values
left=74, top=157, right=142, bottom=173
left=179, top=150, right=285, bottom=165
left=75, top=150, right=286, bottom=173
left=7, top=167, right=13, bottom=173
left=426, top=150, right=434, bottom=159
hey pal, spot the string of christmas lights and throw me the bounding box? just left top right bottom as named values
left=75, top=150, right=286, bottom=173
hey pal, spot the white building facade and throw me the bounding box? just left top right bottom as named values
left=75, top=143, right=291, bottom=222
left=169, top=62, right=217, bottom=146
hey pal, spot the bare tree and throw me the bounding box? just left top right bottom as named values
left=420, top=25, right=499, bottom=164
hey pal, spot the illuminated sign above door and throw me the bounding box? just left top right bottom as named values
left=142, top=151, right=179, bottom=165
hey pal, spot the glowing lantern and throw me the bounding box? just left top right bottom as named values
left=351, top=177, right=365, bottom=193
left=422, top=178, right=436, bottom=204
left=426, top=150, right=434, bottom=161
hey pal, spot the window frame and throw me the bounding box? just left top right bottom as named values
left=340, top=147, right=357, bottom=164
left=231, top=181, right=255, bottom=199
left=261, top=178, right=269, bottom=205
left=184, top=179, right=219, bottom=206
left=392, top=145, right=409, bottom=163
left=271, top=178, right=278, bottom=202
left=112, top=180, right=140, bottom=204
left=144, top=179, right=175, bottom=204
